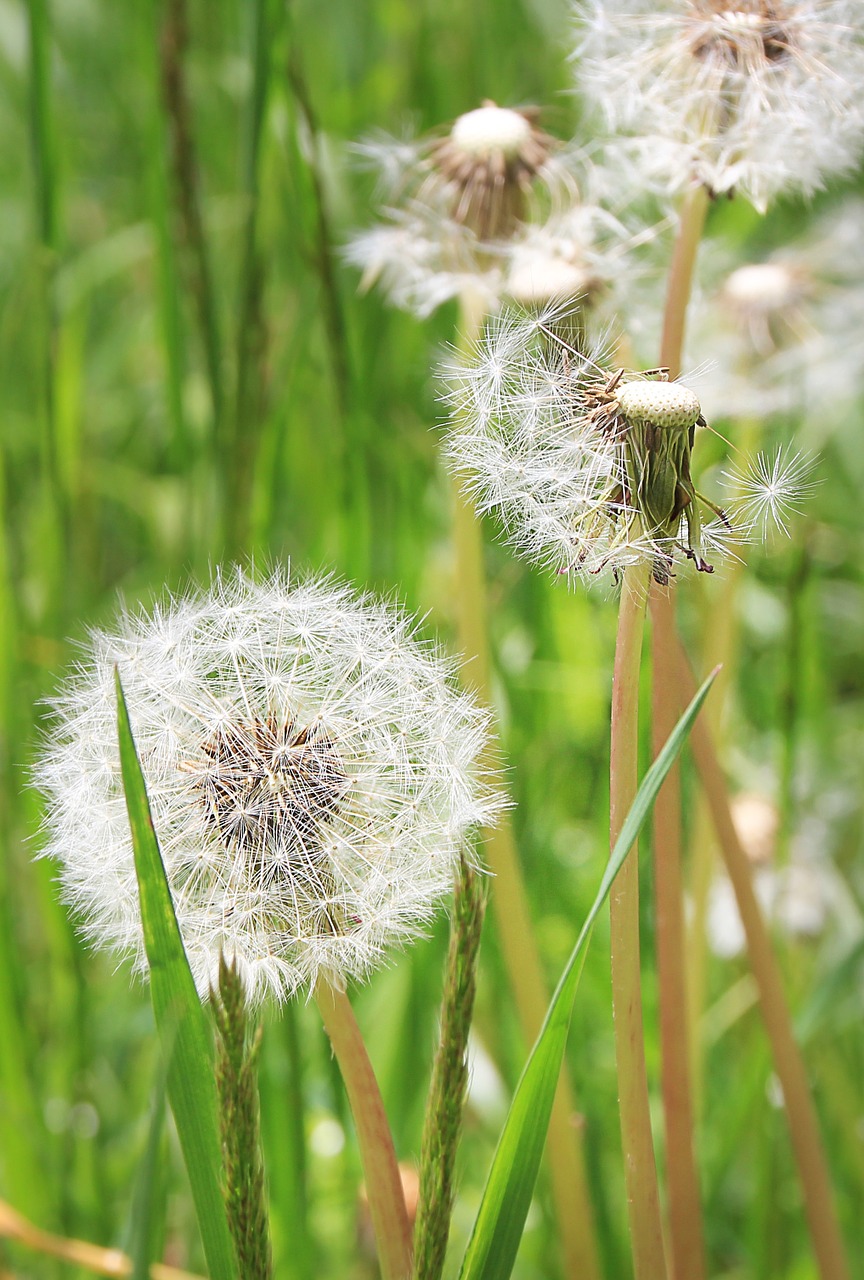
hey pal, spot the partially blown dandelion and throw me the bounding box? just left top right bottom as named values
left=444, top=305, right=736, bottom=586
left=574, top=1, right=864, bottom=210
left=37, top=568, right=503, bottom=1004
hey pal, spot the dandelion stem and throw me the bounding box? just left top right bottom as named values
left=650, top=591, right=706, bottom=1280
left=674, top=640, right=851, bottom=1280
left=610, top=559, right=667, bottom=1280
left=413, top=855, right=486, bottom=1280
left=451, top=290, right=601, bottom=1280
left=650, top=181, right=711, bottom=1280
left=314, top=981, right=412, bottom=1280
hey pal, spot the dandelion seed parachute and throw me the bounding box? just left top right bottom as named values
left=36, top=568, right=504, bottom=1005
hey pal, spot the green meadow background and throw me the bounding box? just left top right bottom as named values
left=2, top=1, right=863, bottom=1276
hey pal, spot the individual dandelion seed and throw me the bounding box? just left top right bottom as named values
left=345, top=103, right=638, bottom=320
left=574, top=0, right=864, bottom=211
left=443, top=303, right=746, bottom=587
left=35, top=567, right=505, bottom=1005
left=723, top=445, right=817, bottom=537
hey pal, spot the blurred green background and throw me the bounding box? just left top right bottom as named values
left=2, top=0, right=863, bottom=1276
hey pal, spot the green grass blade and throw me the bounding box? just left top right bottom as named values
left=116, top=670, right=237, bottom=1280
left=126, top=1076, right=168, bottom=1280
left=458, top=669, right=718, bottom=1280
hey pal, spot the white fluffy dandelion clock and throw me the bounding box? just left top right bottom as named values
left=36, top=569, right=505, bottom=1005
left=574, top=1, right=864, bottom=210
left=444, top=305, right=735, bottom=586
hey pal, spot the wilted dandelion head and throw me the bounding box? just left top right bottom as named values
left=443, top=304, right=801, bottom=586
left=346, top=105, right=633, bottom=318
left=574, top=1, right=864, bottom=210
left=36, top=568, right=504, bottom=1005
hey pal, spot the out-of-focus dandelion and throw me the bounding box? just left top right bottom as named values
left=346, top=101, right=638, bottom=319
left=705, top=792, right=850, bottom=958
left=574, top=1, right=864, bottom=211
left=692, top=200, right=864, bottom=425
left=36, top=567, right=504, bottom=1005
left=442, top=304, right=808, bottom=586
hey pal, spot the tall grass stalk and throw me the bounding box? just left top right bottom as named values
left=158, top=0, right=225, bottom=467
left=609, top=558, right=667, bottom=1280
left=228, top=0, right=274, bottom=553
left=412, top=855, right=486, bottom=1280
left=450, top=290, right=601, bottom=1280
left=314, top=981, right=412, bottom=1280
left=212, top=955, right=274, bottom=1280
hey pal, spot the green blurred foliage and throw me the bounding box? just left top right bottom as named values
left=1, top=0, right=863, bottom=1276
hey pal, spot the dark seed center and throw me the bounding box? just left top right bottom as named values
left=194, top=715, right=349, bottom=862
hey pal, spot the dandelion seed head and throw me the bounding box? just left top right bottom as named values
left=574, top=0, right=864, bottom=210
left=448, top=105, right=536, bottom=159
left=443, top=303, right=753, bottom=586
left=616, top=380, right=702, bottom=429
left=36, top=568, right=505, bottom=1005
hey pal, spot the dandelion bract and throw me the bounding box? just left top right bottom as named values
left=37, top=568, right=504, bottom=1004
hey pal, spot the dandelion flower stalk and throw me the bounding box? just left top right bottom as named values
left=649, top=181, right=710, bottom=1280
left=212, top=954, right=273, bottom=1280
left=450, top=290, right=601, bottom=1280
left=412, top=854, right=486, bottom=1280
left=609, top=558, right=668, bottom=1280
left=315, top=980, right=413, bottom=1280
left=650, top=186, right=848, bottom=1278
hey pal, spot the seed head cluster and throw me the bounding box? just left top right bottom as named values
left=574, top=0, right=864, bottom=210
left=346, top=103, right=631, bottom=318
left=37, top=569, right=504, bottom=1004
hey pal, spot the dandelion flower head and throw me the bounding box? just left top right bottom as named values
left=443, top=304, right=803, bottom=586
left=346, top=102, right=628, bottom=318
left=573, top=1, right=864, bottom=210
left=36, top=568, right=504, bottom=1004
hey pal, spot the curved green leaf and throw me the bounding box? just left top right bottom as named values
left=116, top=670, right=237, bottom=1280
left=458, top=668, right=718, bottom=1280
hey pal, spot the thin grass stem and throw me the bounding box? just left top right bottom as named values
left=314, top=981, right=412, bottom=1280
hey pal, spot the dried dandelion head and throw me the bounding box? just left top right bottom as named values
left=346, top=104, right=634, bottom=318
left=36, top=568, right=505, bottom=1005
left=574, top=1, right=864, bottom=210
left=443, top=304, right=807, bottom=585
